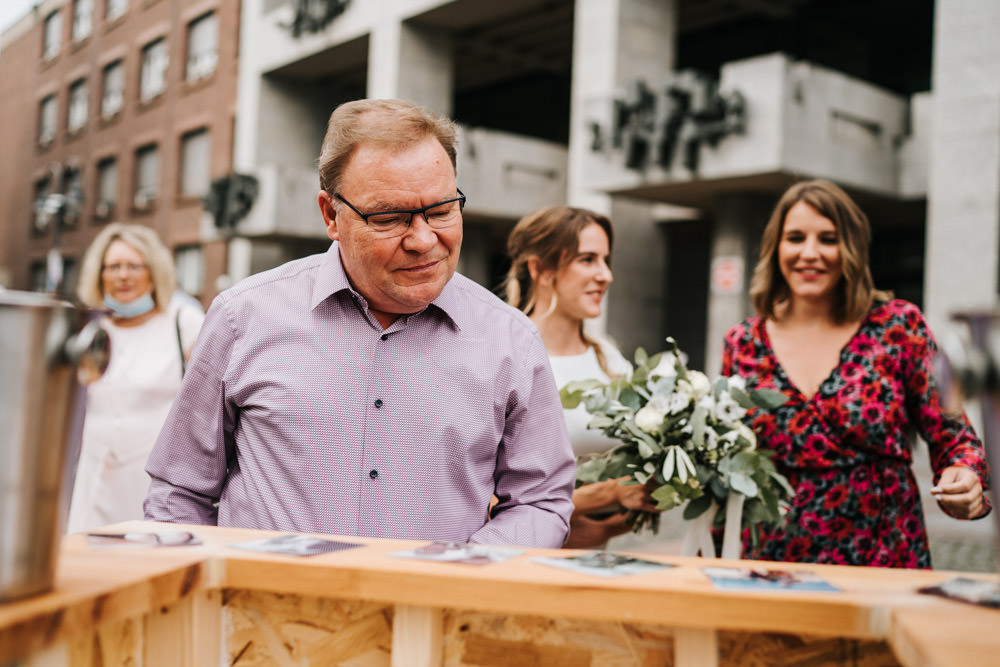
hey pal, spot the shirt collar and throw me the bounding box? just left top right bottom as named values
left=311, top=241, right=464, bottom=332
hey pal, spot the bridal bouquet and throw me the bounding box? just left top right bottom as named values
left=560, top=338, right=793, bottom=545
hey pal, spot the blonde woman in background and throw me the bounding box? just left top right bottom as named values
left=506, top=205, right=659, bottom=547
left=67, top=223, right=204, bottom=532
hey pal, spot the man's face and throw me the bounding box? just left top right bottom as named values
left=318, top=137, right=462, bottom=325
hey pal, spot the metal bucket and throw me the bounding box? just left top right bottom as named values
left=0, top=290, right=110, bottom=602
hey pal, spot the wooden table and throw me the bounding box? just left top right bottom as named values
left=0, top=522, right=996, bottom=666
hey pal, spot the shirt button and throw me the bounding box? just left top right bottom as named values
left=374, top=399, right=383, bottom=408
left=369, top=469, right=378, bottom=479
left=380, top=333, right=389, bottom=341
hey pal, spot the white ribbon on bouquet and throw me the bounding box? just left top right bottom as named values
left=679, top=493, right=745, bottom=559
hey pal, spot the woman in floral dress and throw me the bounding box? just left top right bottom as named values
left=722, top=179, right=991, bottom=568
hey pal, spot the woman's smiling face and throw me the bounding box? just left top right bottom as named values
left=550, top=222, right=613, bottom=321
left=778, top=200, right=843, bottom=305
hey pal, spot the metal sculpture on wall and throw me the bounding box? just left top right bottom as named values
left=282, top=0, right=351, bottom=38
left=204, top=173, right=259, bottom=235
left=591, top=70, right=746, bottom=174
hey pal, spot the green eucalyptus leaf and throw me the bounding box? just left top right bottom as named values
left=729, top=385, right=756, bottom=409
left=729, top=472, right=759, bottom=497
left=683, top=494, right=713, bottom=520
left=750, top=388, right=789, bottom=410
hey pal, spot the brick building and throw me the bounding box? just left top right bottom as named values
left=0, top=0, right=241, bottom=307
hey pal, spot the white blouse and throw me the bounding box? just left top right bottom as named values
left=66, top=303, right=204, bottom=533
left=548, top=340, right=631, bottom=457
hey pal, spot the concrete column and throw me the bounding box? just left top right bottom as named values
left=367, top=20, right=453, bottom=117
left=924, top=0, right=1000, bottom=332
left=703, top=194, right=770, bottom=377
left=568, top=0, right=677, bottom=350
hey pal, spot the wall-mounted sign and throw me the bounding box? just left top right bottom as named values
left=282, top=0, right=351, bottom=38
left=710, top=255, right=745, bottom=295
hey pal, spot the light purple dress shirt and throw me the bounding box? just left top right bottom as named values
left=144, top=242, right=576, bottom=547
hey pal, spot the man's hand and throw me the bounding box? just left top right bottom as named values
left=931, top=465, right=986, bottom=519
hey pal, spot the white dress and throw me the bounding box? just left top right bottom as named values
left=66, top=304, right=204, bottom=533
left=548, top=339, right=631, bottom=457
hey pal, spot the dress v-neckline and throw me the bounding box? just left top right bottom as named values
left=759, top=314, right=869, bottom=403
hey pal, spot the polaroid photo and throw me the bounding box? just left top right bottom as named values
left=228, top=534, right=363, bottom=557
left=918, top=577, right=1000, bottom=609
left=702, top=566, right=840, bottom=592
left=86, top=530, right=202, bottom=549
left=388, top=541, right=524, bottom=566
left=532, top=551, right=675, bottom=578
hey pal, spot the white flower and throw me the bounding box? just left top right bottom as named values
left=647, top=394, right=672, bottom=413
left=635, top=405, right=665, bottom=433
left=666, top=389, right=692, bottom=415
left=712, top=391, right=747, bottom=425
left=705, top=428, right=719, bottom=451
left=686, top=370, right=711, bottom=400
left=727, top=375, right=747, bottom=392
left=649, top=352, right=678, bottom=379
left=737, top=422, right=756, bottom=450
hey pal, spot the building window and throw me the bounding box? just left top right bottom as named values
left=62, top=167, right=83, bottom=226
left=39, top=95, right=57, bottom=146
left=72, top=0, right=93, bottom=42
left=175, top=245, right=205, bottom=297
left=134, top=144, right=159, bottom=209
left=95, top=157, right=118, bottom=219
left=32, top=177, right=52, bottom=234
left=186, top=12, right=218, bottom=82
left=67, top=79, right=88, bottom=133
left=179, top=128, right=211, bottom=197
left=105, top=0, right=128, bottom=21
left=101, top=60, right=124, bottom=119
left=43, top=10, right=62, bottom=60
left=140, top=38, right=168, bottom=102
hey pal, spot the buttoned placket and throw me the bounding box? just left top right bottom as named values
left=355, top=308, right=406, bottom=536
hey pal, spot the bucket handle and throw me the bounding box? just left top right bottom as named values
left=64, top=321, right=111, bottom=385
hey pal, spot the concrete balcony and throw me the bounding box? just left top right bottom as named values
left=580, top=52, right=923, bottom=208
left=220, top=125, right=568, bottom=240
left=455, top=126, right=568, bottom=222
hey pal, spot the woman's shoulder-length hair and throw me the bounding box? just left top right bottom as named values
left=77, top=222, right=176, bottom=309
left=748, top=179, right=891, bottom=323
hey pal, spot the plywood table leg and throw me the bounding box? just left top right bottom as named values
left=147, top=589, right=223, bottom=666
left=391, top=605, right=442, bottom=667
left=675, top=627, right=718, bottom=667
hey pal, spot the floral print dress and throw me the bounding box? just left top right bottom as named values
left=721, top=299, right=991, bottom=568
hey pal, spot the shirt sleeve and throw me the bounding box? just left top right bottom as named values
left=902, top=305, right=992, bottom=517
left=468, top=331, right=577, bottom=547
left=144, top=296, right=236, bottom=525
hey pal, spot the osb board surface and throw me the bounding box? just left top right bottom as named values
left=224, top=589, right=392, bottom=666
left=443, top=610, right=673, bottom=666
left=719, top=630, right=899, bottom=667
left=440, top=610, right=900, bottom=667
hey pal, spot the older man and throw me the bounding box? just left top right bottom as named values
left=144, top=99, right=576, bottom=547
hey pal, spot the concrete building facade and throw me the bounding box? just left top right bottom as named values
left=0, top=0, right=242, bottom=307
left=221, top=0, right=999, bottom=372
left=1, top=0, right=997, bottom=373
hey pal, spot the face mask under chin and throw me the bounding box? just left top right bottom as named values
left=103, top=292, right=156, bottom=318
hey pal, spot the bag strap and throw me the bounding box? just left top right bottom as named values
left=175, top=310, right=186, bottom=378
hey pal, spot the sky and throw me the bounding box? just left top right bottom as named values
left=0, top=0, right=40, bottom=47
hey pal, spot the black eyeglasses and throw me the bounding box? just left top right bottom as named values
left=334, top=189, right=466, bottom=238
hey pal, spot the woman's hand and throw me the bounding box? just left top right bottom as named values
left=614, top=476, right=660, bottom=513
left=931, top=466, right=987, bottom=519
left=564, top=510, right=632, bottom=548
left=564, top=477, right=661, bottom=548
